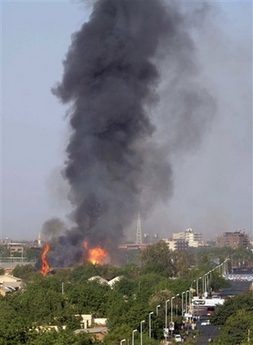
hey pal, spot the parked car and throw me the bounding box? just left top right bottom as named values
left=174, top=334, right=182, bottom=342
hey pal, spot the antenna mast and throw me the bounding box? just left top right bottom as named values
left=136, top=212, right=142, bottom=244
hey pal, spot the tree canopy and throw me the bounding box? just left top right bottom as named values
left=0, top=245, right=252, bottom=344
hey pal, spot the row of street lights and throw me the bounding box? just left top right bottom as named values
left=148, top=304, right=160, bottom=338
left=123, top=321, right=147, bottom=345
left=121, top=259, right=230, bottom=345
left=182, top=258, right=231, bottom=322
left=190, top=258, right=230, bottom=300
left=121, top=292, right=190, bottom=344
left=164, top=295, right=179, bottom=332
left=122, top=298, right=181, bottom=345
left=132, top=298, right=180, bottom=345
left=170, top=294, right=179, bottom=322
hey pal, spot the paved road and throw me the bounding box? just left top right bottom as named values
left=197, top=319, right=220, bottom=345
left=219, top=280, right=251, bottom=297
left=196, top=275, right=252, bottom=345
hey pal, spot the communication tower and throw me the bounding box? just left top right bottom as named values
left=136, top=212, right=142, bottom=244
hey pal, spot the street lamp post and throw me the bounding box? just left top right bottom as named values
left=208, top=270, right=213, bottom=292
left=171, top=294, right=179, bottom=322
left=170, top=297, right=176, bottom=338
left=185, top=290, right=190, bottom=313
left=190, top=279, right=196, bottom=290
left=189, top=279, right=196, bottom=305
left=156, top=304, right=161, bottom=316
left=170, top=294, right=179, bottom=337
left=204, top=273, right=210, bottom=296
left=140, top=320, right=145, bottom=345
left=196, top=277, right=202, bottom=296
left=181, top=292, right=186, bottom=316
left=224, top=258, right=229, bottom=275
left=149, top=312, right=154, bottom=338
left=171, top=297, right=175, bottom=322
left=202, top=275, right=206, bottom=295
left=165, top=299, right=170, bottom=330
left=132, top=329, right=137, bottom=345
left=188, top=289, right=193, bottom=312
left=120, top=339, right=126, bottom=345
left=207, top=272, right=210, bottom=293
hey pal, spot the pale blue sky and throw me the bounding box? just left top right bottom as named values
left=1, top=1, right=252, bottom=241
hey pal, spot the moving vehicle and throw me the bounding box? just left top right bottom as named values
left=207, top=306, right=215, bottom=316
left=201, top=320, right=211, bottom=326
left=192, top=299, right=205, bottom=305
left=211, top=294, right=221, bottom=299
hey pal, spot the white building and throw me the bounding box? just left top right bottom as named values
left=185, top=228, right=203, bottom=247
left=172, top=232, right=185, bottom=240
left=0, top=275, right=22, bottom=296
left=171, top=228, right=203, bottom=248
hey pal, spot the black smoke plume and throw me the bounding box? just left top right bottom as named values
left=48, top=0, right=215, bottom=267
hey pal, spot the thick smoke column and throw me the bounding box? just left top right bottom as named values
left=51, top=0, right=215, bottom=266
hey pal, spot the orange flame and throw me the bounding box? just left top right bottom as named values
left=40, top=243, right=50, bottom=276
left=88, top=247, right=107, bottom=264
left=84, top=241, right=107, bottom=264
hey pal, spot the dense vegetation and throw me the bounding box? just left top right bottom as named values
left=0, top=243, right=252, bottom=345
left=211, top=291, right=253, bottom=345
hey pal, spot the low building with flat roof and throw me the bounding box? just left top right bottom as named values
left=0, top=274, right=22, bottom=296
left=0, top=274, right=22, bottom=288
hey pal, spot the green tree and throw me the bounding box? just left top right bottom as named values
left=170, top=251, right=195, bottom=277
left=0, top=298, right=28, bottom=345
left=5, top=276, right=77, bottom=329
left=217, top=309, right=253, bottom=345
left=92, top=264, right=122, bottom=281
left=139, top=241, right=175, bottom=277
left=67, top=280, right=111, bottom=316
left=12, top=329, right=99, bottom=345
left=70, top=263, right=101, bottom=283
left=211, top=291, right=253, bottom=326
left=113, top=276, right=137, bottom=299
left=25, top=247, right=41, bottom=262
left=120, top=263, right=140, bottom=279
left=12, top=264, right=38, bottom=282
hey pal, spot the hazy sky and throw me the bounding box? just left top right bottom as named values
left=1, top=0, right=252, bottom=242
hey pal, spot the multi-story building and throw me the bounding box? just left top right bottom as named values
left=172, top=228, right=203, bottom=248
left=216, top=230, right=250, bottom=249
left=6, top=243, right=25, bottom=257
left=185, top=228, right=203, bottom=247
left=162, top=238, right=188, bottom=251
left=172, top=232, right=185, bottom=240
